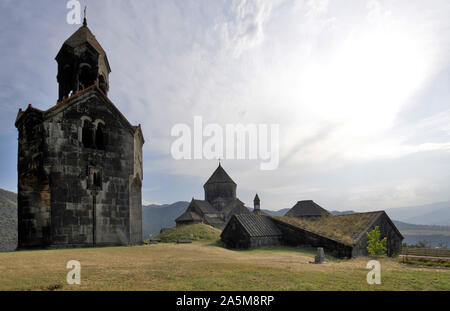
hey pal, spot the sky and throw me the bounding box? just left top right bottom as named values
left=0, top=0, right=449, bottom=212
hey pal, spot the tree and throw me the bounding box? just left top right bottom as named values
left=366, top=226, right=387, bottom=256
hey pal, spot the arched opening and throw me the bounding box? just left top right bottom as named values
left=93, top=171, right=102, bottom=188
left=82, top=119, right=95, bottom=148
left=60, top=64, right=74, bottom=99
left=78, top=64, right=95, bottom=91
left=95, top=123, right=105, bottom=150
left=88, top=168, right=103, bottom=190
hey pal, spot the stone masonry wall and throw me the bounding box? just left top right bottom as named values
left=43, top=90, right=136, bottom=247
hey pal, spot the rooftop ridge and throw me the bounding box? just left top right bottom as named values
left=204, top=164, right=237, bottom=186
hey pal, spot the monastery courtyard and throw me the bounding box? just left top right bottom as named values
left=0, top=242, right=448, bottom=291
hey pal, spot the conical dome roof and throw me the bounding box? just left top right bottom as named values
left=254, top=194, right=260, bottom=202
left=204, top=163, right=236, bottom=186
left=56, top=22, right=111, bottom=73
left=286, top=200, right=330, bottom=217
left=66, top=25, right=104, bottom=51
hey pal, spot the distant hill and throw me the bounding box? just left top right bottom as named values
left=142, top=201, right=189, bottom=238
left=385, top=201, right=450, bottom=226
left=393, top=220, right=450, bottom=233
left=330, top=210, right=356, bottom=216
left=256, top=208, right=289, bottom=216
left=0, top=188, right=17, bottom=252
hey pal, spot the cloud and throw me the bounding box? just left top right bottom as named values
left=366, top=0, right=391, bottom=25
left=1, top=0, right=450, bottom=210
left=305, top=0, right=330, bottom=17
left=142, top=200, right=162, bottom=206
left=417, top=110, right=450, bottom=136
left=218, top=0, right=274, bottom=57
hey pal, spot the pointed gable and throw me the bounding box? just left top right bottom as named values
left=285, top=200, right=330, bottom=218
left=56, top=24, right=111, bottom=73
left=204, top=164, right=236, bottom=186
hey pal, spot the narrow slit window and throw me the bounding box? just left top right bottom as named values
left=96, top=123, right=105, bottom=150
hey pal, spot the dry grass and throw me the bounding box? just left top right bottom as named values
left=151, top=223, right=221, bottom=243
left=0, top=243, right=449, bottom=291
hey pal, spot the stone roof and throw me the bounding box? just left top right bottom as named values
left=272, top=211, right=399, bottom=246
left=204, top=164, right=236, bottom=186
left=234, top=214, right=282, bottom=237
left=225, top=200, right=249, bottom=218
left=285, top=200, right=330, bottom=217
left=57, top=24, right=111, bottom=72
left=191, top=199, right=217, bottom=214
left=204, top=215, right=226, bottom=228
left=175, top=211, right=203, bottom=222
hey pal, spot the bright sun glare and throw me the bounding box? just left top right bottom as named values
left=302, top=26, right=430, bottom=137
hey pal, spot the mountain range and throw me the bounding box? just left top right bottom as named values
left=385, top=201, right=450, bottom=226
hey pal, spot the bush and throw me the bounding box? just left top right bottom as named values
left=366, top=226, right=387, bottom=256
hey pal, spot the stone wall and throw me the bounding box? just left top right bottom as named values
left=17, top=110, right=51, bottom=247
left=16, top=88, right=143, bottom=248
left=221, top=217, right=251, bottom=248
left=204, top=182, right=236, bottom=203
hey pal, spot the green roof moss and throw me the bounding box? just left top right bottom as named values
left=272, top=211, right=385, bottom=246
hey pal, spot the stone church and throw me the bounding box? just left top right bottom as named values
left=175, top=164, right=251, bottom=229
left=14, top=18, right=144, bottom=249
left=221, top=199, right=404, bottom=258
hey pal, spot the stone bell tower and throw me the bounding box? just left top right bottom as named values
left=15, top=18, right=144, bottom=249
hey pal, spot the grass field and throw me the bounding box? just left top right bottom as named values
left=150, top=223, right=222, bottom=243
left=0, top=242, right=449, bottom=291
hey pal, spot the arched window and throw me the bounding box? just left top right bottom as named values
left=82, top=119, right=94, bottom=148
left=79, top=64, right=94, bottom=91
left=88, top=168, right=102, bottom=190
left=93, top=171, right=102, bottom=188
left=61, top=64, right=74, bottom=99
left=96, top=123, right=105, bottom=150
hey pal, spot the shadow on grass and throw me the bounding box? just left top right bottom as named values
left=208, top=242, right=342, bottom=262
